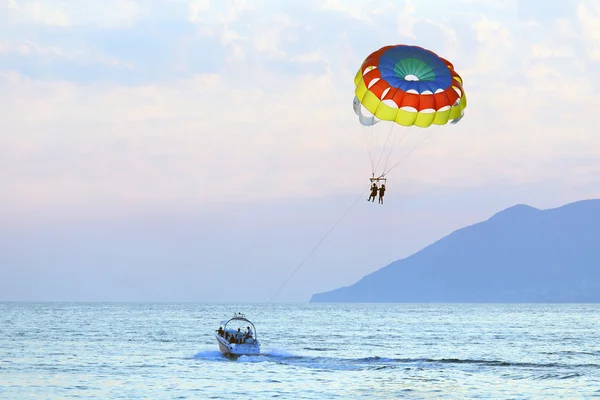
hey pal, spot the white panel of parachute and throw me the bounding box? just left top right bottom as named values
left=353, top=96, right=380, bottom=127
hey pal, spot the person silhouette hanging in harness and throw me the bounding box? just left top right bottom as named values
left=378, top=184, right=386, bottom=204
left=368, top=182, right=378, bottom=202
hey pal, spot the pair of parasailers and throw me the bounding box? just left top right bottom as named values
left=368, top=182, right=385, bottom=204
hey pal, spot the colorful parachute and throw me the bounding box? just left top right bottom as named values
left=353, top=44, right=467, bottom=182
left=354, top=44, right=466, bottom=127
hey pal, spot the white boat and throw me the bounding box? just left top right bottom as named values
left=215, top=312, right=260, bottom=359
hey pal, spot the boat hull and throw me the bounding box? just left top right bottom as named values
left=215, top=334, right=260, bottom=359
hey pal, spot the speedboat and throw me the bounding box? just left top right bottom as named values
left=215, top=312, right=260, bottom=359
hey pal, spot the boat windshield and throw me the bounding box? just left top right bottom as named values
left=219, top=313, right=257, bottom=341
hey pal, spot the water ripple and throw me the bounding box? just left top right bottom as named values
left=1, top=302, right=599, bottom=399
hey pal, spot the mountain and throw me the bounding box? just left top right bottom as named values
left=310, top=199, right=600, bottom=303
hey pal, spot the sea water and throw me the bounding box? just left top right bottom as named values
left=1, top=303, right=599, bottom=399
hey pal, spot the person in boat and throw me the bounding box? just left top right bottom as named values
left=378, top=184, right=386, bottom=204
left=244, top=326, right=253, bottom=342
left=368, top=182, right=378, bottom=202
left=236, top=328, right=242, bottom=343
left=217, top=327, right=224, bottom=337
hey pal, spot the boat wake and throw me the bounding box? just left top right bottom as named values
left=260, top=347, right=295, bottom=358
left=193, top=348, right=600, bottom=376
left=192, top=350, right=228, bottom=361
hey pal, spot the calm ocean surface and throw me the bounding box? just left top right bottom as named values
left=1, top=303, right=599, bottom=399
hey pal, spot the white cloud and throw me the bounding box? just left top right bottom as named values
left=577, top=0, right=600, bottom=60
left=395, top=0, right=417, bottom=38
left=460, top=0, right=517, bottom=9
left=0, top=40, right=133, bottom=69
left=556, top=17, right=578, bottom=37
left=531, top=44, right=575, bottom=58
left=188, top=0, right=210, bottom=23
left=473, top=16, right=511, bottom=47
left=8, top=0, right=142, bottom=28
left=19, top=1, right=71, bottom=26
left=320, top=0, right=372, bottom=20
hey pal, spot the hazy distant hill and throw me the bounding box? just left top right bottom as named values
left=310, top=199, right=600, bottom=303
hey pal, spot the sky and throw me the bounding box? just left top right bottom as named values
left=1, top=0, right=600, bottom=302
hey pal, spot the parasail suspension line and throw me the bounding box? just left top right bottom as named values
left=268, top=185, right=370, bottom=302
left=381, top=129, right=435, bottom=177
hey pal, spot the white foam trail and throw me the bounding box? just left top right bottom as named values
left=192, top=349, right=226, bottom=361
left=263, top=347, right=295, bottom=358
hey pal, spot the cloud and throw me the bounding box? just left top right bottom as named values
left=1, top=0, right=600, bottom=216
left=4, top=1, right=600, bottom=302
left=8, top=0, right=20, bottom=10
left=188, top=0, right=210, bottom=23
left=516, top=0, right=578, bottom=23
left=530, top=44, right=575, bottom=58
left=5, top=0, right=144, bottom=28
left=578, top=0, right=600, bottom=60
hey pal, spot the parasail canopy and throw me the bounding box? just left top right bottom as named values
left=353, top=44, right=467, bottom=128
left=352, top=44, right=467, bottom=182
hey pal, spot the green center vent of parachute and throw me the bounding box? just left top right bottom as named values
left=353, top=45, right=467, bottom=128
